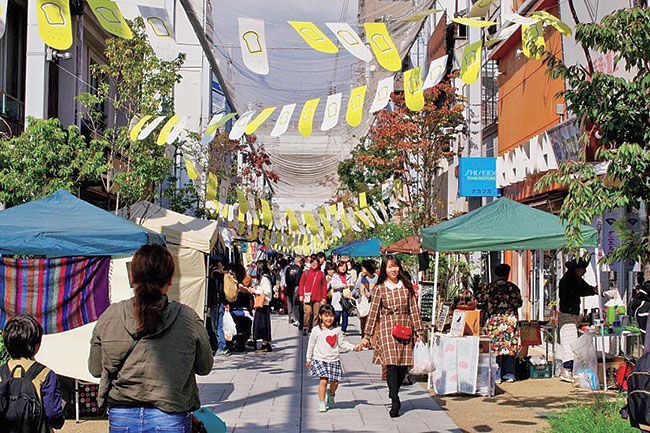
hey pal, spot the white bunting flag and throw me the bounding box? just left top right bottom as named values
left=325, top=23, right=372, bottom=62
left=166, top=116, right=187, bottom=144
left=229, top=110, right=256, bottom=140
left=238, top=18, right=269, bottom=75
left=377, top=201, right=390, bottom=221
left=201, top=114, right=222, bottom=145
left=369, top=205, right=384, bottom=225
left=137, top=115, right=166, bottom=140
left=137, top=6, right=178, bottom=61
left=218, top=179, right=230, bottom=205
left=503, top=13, right=538, bottom=26
left=270, top=103, right=296, bottom=137
left=369, top=76, right=394, bottom=113
left=0, top=0, right=7, bottom=39
left=320, top=93, right=342, bottom=131
left=347, top=210, right=363, bottom=232
left=423, top=55, right=448, bottom=90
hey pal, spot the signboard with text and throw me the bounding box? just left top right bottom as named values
left=458, top=157, right=500, bottom=197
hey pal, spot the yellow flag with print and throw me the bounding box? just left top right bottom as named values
left=355, top=210, right=372, bottom=228
left=460, top=40, right=482, bottom=85
left=522, top=22, right=546, bottom=59
left=261, top=200, right=273, bottom=227
left=286, top=209, right=299, bottom=233
left=403, top=67, right=424, bottom=111
left=245, top=107, right=276, bottom=135
left=303, top=211, right=319, bottom=236
left=364, top=23, right=401, bottom=72
left=129, top=116, right=152, bottom=142
left=298, top=98, right=320, bottom=137
left=359, top=192, right=368, bottom=209
left=345, top=85, right=367, bottom=127
left=450, top=17, right=496, bottom=28
left=530, top=10, right=572, bottom=36
left=36, top=0, right=72, bottom=50
left=236, top=188, right=248, bottom=214
left=206, top=172, right=218, bottom=201
left=184, top=157, right=198, bottom=181
left=469, top=0, right=493, bottom=18
left=157, top=116, right=179, bottom=145
left=88, top=0, right=132, bottom=39
left=288, top=21, right=338, bottom=53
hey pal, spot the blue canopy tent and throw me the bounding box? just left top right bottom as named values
left=332, top=238, right=381, bottom=257
left=0, top=190, right=164, bottom=257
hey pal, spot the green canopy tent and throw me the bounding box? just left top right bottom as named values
left=420, top=198, right=608, bottom=387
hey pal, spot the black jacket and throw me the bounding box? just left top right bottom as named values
left=207, top=271, right=225, bottom=307
left=559, top=271, right=596, bottom=315
left=285, top=264, right=302, bottom=296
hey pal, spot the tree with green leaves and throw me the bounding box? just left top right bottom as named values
left=0, top=117, right=105, bottom=207
left=77, top=17, right=185, bottom=211
left=338, top=82, right=465, bottom=229
left=536, top=7, right=650, bottom=275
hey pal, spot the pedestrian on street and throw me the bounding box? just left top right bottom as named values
left=89, top=244, right=213, bottom=433
left=208, top=259, right=229, bottom=356
left=252, top=260, right=273, bottom=352
left=306, top=304, right=360, bottom=412
left=353, top=259, right=378, bottom=342
left=557, top=258, right=597, bottom=382
left=299, top=254, right=328, bottom=335
left=285, top=256, right=303, bottom=327
left=330, top=261, right=353, bottom=333
left=361, top=255, right=424, bottom=418
left=477, top=263, right=523, bottom=383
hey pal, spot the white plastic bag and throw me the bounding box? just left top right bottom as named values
left=411, top=341, right=433, bottom=375
left=357, top=296, right=371, bottom=317
left=222, top=310, right=237, bottom=342
left=571, top=333, right=599, bottom=389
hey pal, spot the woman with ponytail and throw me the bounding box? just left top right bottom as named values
left=89, top=244, right=213, bottom=432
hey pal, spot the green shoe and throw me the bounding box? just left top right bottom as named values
left=318, top=401, right=327, bottom=412
left=326, top=390, right=335, bottom=408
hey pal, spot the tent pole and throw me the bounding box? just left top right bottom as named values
left=595, top=246, right=607, bottom=390
left=75, top=379, right=79, bottom=423
left=538, top=250, right=544, bottom=321
left=205, top=255, right=210, bottom=323
left=432, top=252, right=440, bottom=328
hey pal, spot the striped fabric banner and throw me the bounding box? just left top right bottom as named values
left=0, top=257, right=110, bottom=334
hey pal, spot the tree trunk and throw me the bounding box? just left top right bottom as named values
left=644, top=200, right=650, bottom=282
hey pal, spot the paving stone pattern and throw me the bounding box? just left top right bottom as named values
left=198, top=314, right=461, bottom=433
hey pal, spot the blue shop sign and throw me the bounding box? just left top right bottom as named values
left=458, top=157, right=500, bottom=197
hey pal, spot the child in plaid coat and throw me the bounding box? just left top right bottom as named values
left=306, top=304, right=360, bottom=412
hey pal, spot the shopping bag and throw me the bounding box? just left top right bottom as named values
left=410, top=341, right=433, bottom=375
left=222, top=310, right=237, bottom=342
left=192, top=407, right=227, bottom=433
left=571, top=333, right=599, bottom=389
left=357, top=296, right=371, bottom=317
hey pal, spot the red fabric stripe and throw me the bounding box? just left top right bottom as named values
left=36, top=259, right=45, bottom=323
left=56, top=258, right=66, bottom=329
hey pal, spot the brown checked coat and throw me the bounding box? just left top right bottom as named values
left=364, top=282, right=424, bottom=366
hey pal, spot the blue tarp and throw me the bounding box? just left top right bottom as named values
left=0, top=190, right=164, bottom=257
left=332, top=238, right=381, bottom=257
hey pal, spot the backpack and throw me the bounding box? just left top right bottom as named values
left=621, top=353, right=650, bottom=429
left=0, top=361, right=47, bottom=433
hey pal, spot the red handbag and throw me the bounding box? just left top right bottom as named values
left=392, top=325, right=412, bottom=340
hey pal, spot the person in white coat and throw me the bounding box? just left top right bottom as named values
left=252, top=260, right=273, bottom=352
left=330, top=261, right=354, bottom=333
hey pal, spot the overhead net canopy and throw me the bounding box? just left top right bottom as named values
left=181, top=0, right=435, bottom=208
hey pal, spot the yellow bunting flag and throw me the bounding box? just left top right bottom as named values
left=129, top=115, right=152, bottom=141
left=137, top=115, right=166, bottom=140
left=220, top=203, right=229, bottom=220
left=330, top=204, right=339, bottom=221
left=460, top=40, right=482, bottom=85
left=286, top=209, right=299, bottom=233
left=403, top=67, right=424, bottom=111
left=36, top=0, right=73, bottom=50
left=359, top=192, right=368, bottom=209
left=245, top=107, right=277, bottom=135
left=346, top=85, right=367, bottom=127
left=531, top=10, right=572, bottom=36
left=204, top=112, right=237, bottom=138
left=469, top=0, right=493, bottom=18
left=318, top=208, right=332, bottom=236
left=261, top=200, right=273, bottom=227
left=184, top=157, right=198, bottom=181
left=403, top=9, right=444, bottom=22
left=238, top=208, right=246, bottom=223
left=157, top=115, right=179, bottom=145
left=235, top=188, right=248, bottom=215
left=364, top=23, right=401, bottom=72
left=206, top=172, right=218, bottom=201
left=364, top=208, right=376, bottom=224
left=450, top=17, right=496, bottom=28
left=340, top=210, right=352, bottom=232
left=88, top=0, right=132, bottom=39
left=522, top=22, right=545, bottom=59
left=298, top=98, right=320, bottom=137
left=264, top=229, right=271, bottom=246
left=355, top=210, right=372, bottom=228
left=288, top=21, right=338, bottom=54
left=303, top=211, right=319, bottom=236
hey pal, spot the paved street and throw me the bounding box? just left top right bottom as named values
left=197, top=314, right=460, bottom=433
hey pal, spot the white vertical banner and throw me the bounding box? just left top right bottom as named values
left=423, top=55, right=448, bottom=90
left=229, top=110, right=256, bottom=140
left=201, top=114, right=222, bottom=145
left=369, top=76, right=394, bottom=113
left=137, top=5, right=178, bottom=61
left=270, top=103, right=296, bottom=137
left=166, top=116, right=187, bottom=144
left=218, top=180, right=230, bottom=206
left=238, top=18, right=269, bottom=75
left=137, top=115, right=166, bottom=140
left=320, top=92, right=342, bottom=131
left=325, top=23, right=372, bottom=61
left=0, top=0, right=8, bottom=39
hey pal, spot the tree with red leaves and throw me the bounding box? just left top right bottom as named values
left=338, top=81, right=465, bottom=229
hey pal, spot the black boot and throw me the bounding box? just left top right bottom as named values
left=389, top=397, right=401, bottom=418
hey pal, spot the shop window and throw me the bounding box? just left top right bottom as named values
left=481, top=60, right=498, bottom=126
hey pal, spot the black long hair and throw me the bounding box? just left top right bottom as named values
left=316, top=304, right=336, bottom=329
left=256, top=260, right=270, bottom=282
left=377, top=255, right=415, bottom=296
left=131, top=244, right=174, bottom=335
